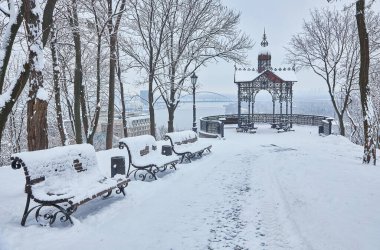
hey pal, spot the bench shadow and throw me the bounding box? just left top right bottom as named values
left=72, top=195, right=126, bottom=223
left=260, top=144, right=297, bottom=152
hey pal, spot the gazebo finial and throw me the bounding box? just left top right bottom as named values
left=261, top=28, right=269, bottom=47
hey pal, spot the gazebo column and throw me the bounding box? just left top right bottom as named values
left=280, top=97, right=283, bottom=123
left=238, top=83, right=241, bottom=127
left=280, top=84, right=283, bottom=124
left=252, top=98, right=255, bottom=126
left=290, top=84, right=293, bottom=128
left=272, top=98, right=276, bottom=124
left=286, top=96, right=289, bottom=123
left=248, top=93, right=251, bottom=125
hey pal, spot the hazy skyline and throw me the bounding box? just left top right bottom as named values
left=196, top=0, right=378, bottom=99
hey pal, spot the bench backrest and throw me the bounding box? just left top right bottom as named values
left=165, top=130, right=198, bottom=146
left=119, top=135, right=158, bottom=163
left=11, top=144, right=99, bottom=192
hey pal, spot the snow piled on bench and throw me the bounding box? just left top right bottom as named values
left=12, top=144, right=127, bottom=203
left=119, top=135, right=157, bottom=156
left=166, top=130, right=197, bottom=144
left=119, top=135, right=179, bottom=166
left=166, top=130, right=211, bottom=154
left=12, top=144, right=99, bottom=181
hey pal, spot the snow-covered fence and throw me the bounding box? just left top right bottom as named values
left=200, top=114, right=334, bottom=136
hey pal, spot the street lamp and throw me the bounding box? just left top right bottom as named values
left=191, top=72, right=198, bottom=133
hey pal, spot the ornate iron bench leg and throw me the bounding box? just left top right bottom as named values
left=116, top=183, right=128, bottom=196
left=198, top=150, right=204, bottom=157
left=184, top=153, right=193, bottom=163
left=180, top=155, right=186, bottom=163
left=102, top=190, right=113, bottom=199
left=117, top=187, right=125, bottom=196
left=37, top=203, right=74, bottom=226
left=170, top=162, right=177, bottom=170
left=21, top=194, right=32, bottom=226
left=159, top=164, right=168, bottom=172
left=148, top=166, right=158, bottom=180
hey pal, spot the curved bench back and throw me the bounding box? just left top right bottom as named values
left=11, top=144, right=98, bottom=192
left=165, top=131, right=198, bottom=146
left=119, top=135, right=158, bottom=164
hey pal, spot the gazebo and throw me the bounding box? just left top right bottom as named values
left=234, top=30, right=297, bottom=130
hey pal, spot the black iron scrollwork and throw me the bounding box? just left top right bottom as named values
left=33, top=203, right=74, bottom=226
left=11, top=157, right=23, bottom=170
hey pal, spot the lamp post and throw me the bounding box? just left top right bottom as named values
left=191, top=72, right=198, bottom=133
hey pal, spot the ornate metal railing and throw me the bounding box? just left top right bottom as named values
left=200, top=114, right=334, bottom=137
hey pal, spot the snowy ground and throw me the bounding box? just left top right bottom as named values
left=0, top=125, right=380, bottom=250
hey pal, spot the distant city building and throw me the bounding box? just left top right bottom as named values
left=125, top=113, right=150, bottom=137
left=99, top=113, right=150, bottom=138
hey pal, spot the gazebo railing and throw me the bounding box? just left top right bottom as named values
left=200, top=114, right=334, bottom=137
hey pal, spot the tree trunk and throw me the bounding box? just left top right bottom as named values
left=116, top=42, right=128, bottom=137
left=50, top=23, right=67, bottom=146
left=80, top=83, right=89, bottom=141
left=168, top=105, right=175, bottom=132
left=148, top=74, right=156, bottom=138
left=106, top=0, right=116, bottom=149
left=106, top=0, right=126, bottom=147
left=87, top=34, right=102, bottom=145
left=106, top=34, right=116, bottom=149
left=337, top=113, right=345, bottom=136
left=356, top=0, right=376, bottom=164
left=27, top=99, right=48, bottom=151
left=69, top=0, right=83, bottom=144
left=25, top=0, right=48, bottom=151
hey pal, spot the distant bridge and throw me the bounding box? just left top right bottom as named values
left=178, top=91, right=235, bottom=103
left=125, top=91, right=235, bottom=111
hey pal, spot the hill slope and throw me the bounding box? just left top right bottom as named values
left=0, top=125, right=379, bottom=250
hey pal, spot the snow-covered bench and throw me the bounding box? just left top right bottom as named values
left=119, top=135, right=179, bottom=181
left=276, top=122, right=294, bottom=133
left=10, top=144, right=130, bottom=226
left=164, top=130, right=212, bottom=163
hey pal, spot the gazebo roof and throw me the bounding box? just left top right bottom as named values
left=234, top=68, right=297, bottom=83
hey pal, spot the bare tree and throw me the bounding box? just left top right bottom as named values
left=287, top=8, right=361, bottom=136
left=355, top=0, right=376, bottom=164
left=85, top=0, right=108, bottom=145
left=121, top=0, right=173, bottom=138
left=67, top=0, right=86, bottom=144
left=105, top=0, right=126, bottom=149
left=50, top=21, right=67, bottom=146
left=116, top=41, right=128, bottom=137
left=155, top=0, right=252, bottom=132
left=326, top=1, right=378, bottom=164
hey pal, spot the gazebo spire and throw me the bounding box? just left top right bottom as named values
left=260, top=28, right=269, bottom=47
left=258, top=28, right=271, bottom=73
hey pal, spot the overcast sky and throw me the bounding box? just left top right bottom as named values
left=195, top=0, right=379, bottom=99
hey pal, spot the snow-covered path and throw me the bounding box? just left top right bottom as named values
left=1, top=125, right=380, bottom=250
